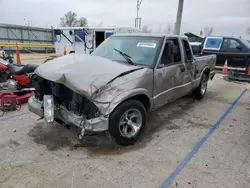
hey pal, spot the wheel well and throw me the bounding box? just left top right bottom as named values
left=203, top=68, right=210, bottom=78
left=120, top=94, right=151, bottom=112
left=130, top=94, right=150, bottom=111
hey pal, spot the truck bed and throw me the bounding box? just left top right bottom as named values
left=194, top=54, right=216, bottom=74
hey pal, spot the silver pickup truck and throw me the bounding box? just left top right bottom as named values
left=28, top=33, right=216, bottom=146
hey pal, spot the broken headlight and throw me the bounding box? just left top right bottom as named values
left=43, top=95, right=54, bottom=123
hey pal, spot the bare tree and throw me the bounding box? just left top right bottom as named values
left=78, top=17, right=88, bottom=27
left=60, top=11, right=79, bottom=27
left=246, top=27, right=250, bottom=35
left=204, top=27, right=214, bottom=36
left=141, top=25, right=152, bottom=33
left=60, top=11, right=88, bottom=27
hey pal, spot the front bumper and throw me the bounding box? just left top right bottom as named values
left=28, top=96, right=109, bottom=132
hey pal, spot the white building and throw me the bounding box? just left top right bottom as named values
left=53, top=26, right=141, bottom=56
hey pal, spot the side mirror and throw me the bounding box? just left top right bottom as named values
left=236, top=45, right=243, bottom=50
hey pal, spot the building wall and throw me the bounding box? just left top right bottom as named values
left=0, top=24, right=55, bottom=53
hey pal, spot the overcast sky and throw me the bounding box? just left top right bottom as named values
left=1, top=0, right=250, bottom=38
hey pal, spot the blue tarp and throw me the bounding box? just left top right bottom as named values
left=105, top=31, right=114, bottom=39
left=74, top=29, right=85, bottom=42
left=204, top=37, right=223, bottom=50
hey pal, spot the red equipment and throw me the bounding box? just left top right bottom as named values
left=16, top=91, right=34, bottom=104
left=0, top=91, right=34, bottom=116
left=12, top=74, right=31, bottom=87
left=0, top=59, right=38, bottom=90
left=0, top=92, right=19, bottom=116
left=0, top=61, right=8, bottom=71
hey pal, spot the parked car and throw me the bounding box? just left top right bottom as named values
left=28, top=33, right=216, bottom=146
left=200, top=36, right=250, bottom=72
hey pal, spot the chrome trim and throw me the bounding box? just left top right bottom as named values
left=28, top=96, right=44, bottom=117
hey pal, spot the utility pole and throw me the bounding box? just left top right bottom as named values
left=135, top=0, right=143, bottom=29
left=174, top=0, right=184, bottom=35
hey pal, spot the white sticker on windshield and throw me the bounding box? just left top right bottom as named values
left=137, top=42, right=156, bottom=48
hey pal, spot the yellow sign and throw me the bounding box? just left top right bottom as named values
left=47, top=33, right=52, bottom=38
left=0, top=42, right=55, bottom=48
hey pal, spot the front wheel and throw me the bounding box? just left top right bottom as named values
left=192, top=74, right=208, bottom=99
left=108, top=100, right=147, bottom=146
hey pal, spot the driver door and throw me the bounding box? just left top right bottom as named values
left=153, top=38, right=186, bottom=109
left=220, top=38, right=246, bottom=68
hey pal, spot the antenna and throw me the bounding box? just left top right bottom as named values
left=135, top=0, right=143, bottom=29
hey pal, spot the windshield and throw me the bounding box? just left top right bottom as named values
left=91, top=36, right=163, bottom=66
left=240, top=38, right=250, bottom=49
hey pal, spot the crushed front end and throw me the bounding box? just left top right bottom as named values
left=28, top=74, right=109, bottom=138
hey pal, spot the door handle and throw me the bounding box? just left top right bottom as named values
left=179, top=64, right=185, bottom=72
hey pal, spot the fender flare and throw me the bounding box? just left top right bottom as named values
left=98, top=88, right=152, bottom=115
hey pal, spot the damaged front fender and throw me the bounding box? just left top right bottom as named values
left=89, top=68, right=154, bottom=116
left=92, top=87, right=152, bottom=116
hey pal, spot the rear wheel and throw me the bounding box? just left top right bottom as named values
left=192, top=74, right=208, bottom=99
left=108, top=100, right=147, bottom=146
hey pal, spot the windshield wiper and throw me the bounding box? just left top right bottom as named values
left=113, top=48, right=135, bottom=65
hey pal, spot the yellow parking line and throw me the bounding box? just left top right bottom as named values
left=248, top=85, right=250, bottom=89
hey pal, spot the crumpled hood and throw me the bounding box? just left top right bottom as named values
left=35, top=53, right=143, bottom=98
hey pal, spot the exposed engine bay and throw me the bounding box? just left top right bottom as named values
left=32, top=74, right=101, bottom=120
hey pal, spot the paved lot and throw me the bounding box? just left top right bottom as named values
left=0, top=74, right=250, bottom=188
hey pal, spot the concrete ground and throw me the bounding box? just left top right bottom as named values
left=0, top=74, right=250, bottom=188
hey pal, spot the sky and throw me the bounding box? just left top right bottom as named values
left=1, top=0, right=250, bottom=39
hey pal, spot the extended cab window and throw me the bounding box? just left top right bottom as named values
left=160, top=38, right=181, bottom=66
left=182, top=39, right=192, bottom=62
left=222, top=39, right=241, bottom=49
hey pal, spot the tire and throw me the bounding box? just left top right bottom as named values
left=108, top=100, right=147, bottom=146
left=245, top=58, right=250, bottom=74
left=192, top=74, right=208, bottom=99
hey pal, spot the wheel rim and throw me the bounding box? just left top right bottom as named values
left=201, top=78, right=207, bottom=95
left=119, top=108, right=143, bottom=138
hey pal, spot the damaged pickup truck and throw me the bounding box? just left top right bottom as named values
left=28, top=33, right=216, bottom=146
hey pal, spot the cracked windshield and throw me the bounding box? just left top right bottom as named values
left=1, top=0, right=250, bottom=188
